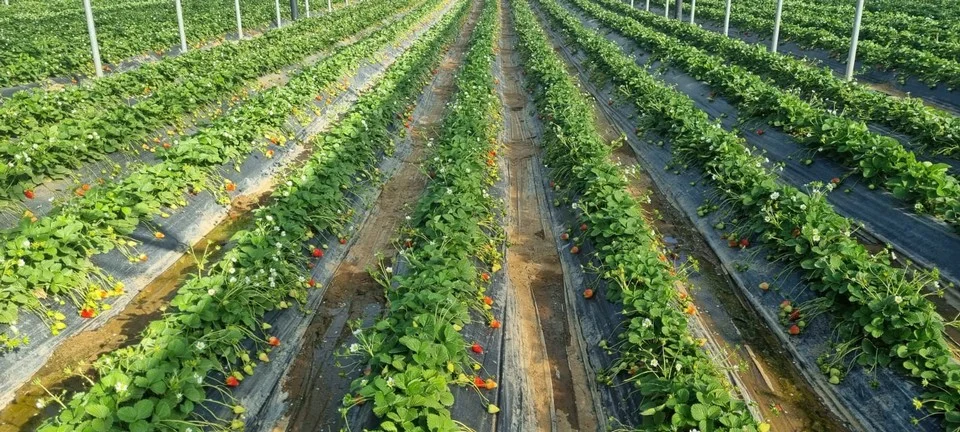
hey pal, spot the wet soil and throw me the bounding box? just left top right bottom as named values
left=497, top=4, right=599, bottom=431
left=274, top=5, right=481, bottom=430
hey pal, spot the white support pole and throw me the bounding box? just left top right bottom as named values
left=630, top=0, right=634, bottom=9
left=305, top=0, right=310, bottom=17
left=327, top=0, right=331, bottom=12
left=234, top=0, right=243, bottom=39
left=645, top=0, right=649, bottom=10
left=676, top=0, right=682, bottom=21
left=82, top=0, right=103, bottom=77
left=664, top=0, right=669, bottom=17
left=845, top=0, right=865, bottom=81
left=723, top=0, right=731, bottom=36
left=274, top=0, right=282, bottom=28
left=3, top=0, right=8, bottom=6
left=770, top=0, right=783, bottom=52
left=345, top=0, right=349, bottom=7
left=689, top=0, right=696, bottom=23
left=174, top=0, right=187, bottom=53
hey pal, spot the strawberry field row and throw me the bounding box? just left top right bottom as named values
left=0, top=0, right=445, bottom=350
left=0, top=0, right=305, bottom=87
left=811, top=0, right=960, bottom=23
left=511, top=0, right=763, bottom=429
left=32, top=1, right=467, bottom=430
left=570, top=0, right=960, bottom=229
left=595, top=0, right=960, bottom=159
left=340, top=0, right=503, bottom=429
left=683, top=0, right=960, bottom=89
left=0, top=0, right=416, bottom=202
left=534, top=0, right=960, bottom=427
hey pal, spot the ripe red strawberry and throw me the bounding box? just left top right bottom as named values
left=226, top=376, right=240, bottom=387
left=339, top=237, right=347, bottom=245
left=756, top=129, right=765, bottom=135
left=80, top=308, right=95, bottom=319
left=580, top=223, right=588, bottom=231
left=570, top=246, right=580, bottom=254
left=312, top=248, right=323, bottom=258
left=560, top=232, right=569, bottom=241
left=831, top=177, right=840, bottom=185
left=788, top=325, right=801, bottom=335
left=471, top=342, right=483, bottom=354
left=739, top=238, right=750, bottom=248
left=789, top=310, right=801, bottom=321
left=481, top=273, right=491, bottom=282
left=728, top=239, right=738, bottom=248
left=268, top=336, right=280, bottom=346
left=583, top=288, right=594, bottom=299
left=474, top=376, right=485, bottom=387
left=404, top=239, right=413, bottom=248
left=483, top=296, right=493, bottom=306
left=490, top=319, right=501, bottom=329
left=225, top=182, right=236, bottom=192
left=308, top=278, right=316, bottom=287
left=23, top=189, right=35, bottom=200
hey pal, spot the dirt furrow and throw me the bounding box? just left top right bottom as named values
left=496, top=5, right=598, bottom=431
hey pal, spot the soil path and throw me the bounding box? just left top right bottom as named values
left=496, top=4, right=599, bottom=430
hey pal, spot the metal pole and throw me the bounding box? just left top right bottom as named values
left=174, top=0, right=187, bottom=53
left=274, top=0, right=282, bottom=28
left=723, top=0, right=731, bottom=36
left=664, top=0, right=669, bottom=17
left=645, top=0, right=649, bottom=10
left=845, top=0, right=865, bottom=81
left=675, top=0, right=682, bottom=20
left=689, top=0, right=696, bottom=23
left=771, top=0, right=783, bottom=52
left=327, top=0, right=331, bottom=12
left=305, top=0, right=310, bottom=17
left=289, top=0, right=298, bottom=20
left=82, top=0, right=103, bottom=77
left=630, top=0, right=634, bottom=9
left=234, top=0, right=243, bottom=39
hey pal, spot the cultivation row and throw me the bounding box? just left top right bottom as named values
left=569, top=1, right=960, bottom=229
left=683, top=0, right=960, bottom=90
left=595, top=0, right=960, bottom=160
left=0, top=0, right=308, bottom=87
left=338, top=0, right=505, bottom=429
left=813, top=0, right=960, bottom=23
left=26, top=0, right=464, bottom=429
left=533, top=0, right=960, bottom=428
left=0, top=0, right=441, bottom=350
left=0, top=0, right=417, bottom=203
left=510, top=0, right=764, bottom=429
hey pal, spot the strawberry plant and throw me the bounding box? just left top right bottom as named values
left=534, top=0, right=960, bottom=426
left=0, top=0, right=448, bottom=349
left=0, top=0, right=419, bottom=202
left=341, top=1, right=503, bottom=429
left=512, top=1, right=762, bottom=429
left=35, top=2, right=467, bottom=429
left=567, top=0, right=960, bottom=229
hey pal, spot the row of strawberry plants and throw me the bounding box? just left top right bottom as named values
left=341, top=0, right=503, bottom=429
left=571, top=0, right=960, bottom=228
left=0, top=0, right=380, bottom=142
left=683, top=0, right=960, bottom=89
left=34, top=3, right=468, bottom=429
left=512, top=0, right=762, bottom=429
left=596, top=0, right=960, bottom=159
left=0, top=0, right=306, bottom=87
left=0, top=0, right=446, bottom=350
left=0, top=0, right=416, bottom=202
left=813, top=0, right=960, bottom=23
left=535, top=0, right=960, bottom=427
